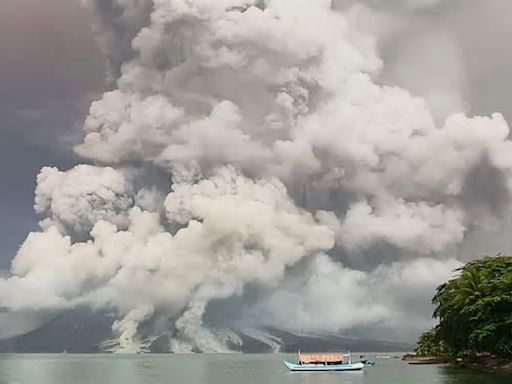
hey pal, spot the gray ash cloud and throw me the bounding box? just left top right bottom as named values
left=1, top=0, right=512, bottom=352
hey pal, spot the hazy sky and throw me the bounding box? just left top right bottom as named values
left=0, top=0, right=105, bottom=267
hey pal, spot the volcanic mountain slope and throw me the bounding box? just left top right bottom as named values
left=0, top=309, right=412, bottom=353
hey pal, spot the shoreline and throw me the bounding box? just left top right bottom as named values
left=402, top=354, right=453, bottom=365
left=402, top=354, right=512, bottom=376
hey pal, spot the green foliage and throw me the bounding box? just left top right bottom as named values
left=427, top=255, right=512, bottom=357
left=415, top=329, right=452, bottom=357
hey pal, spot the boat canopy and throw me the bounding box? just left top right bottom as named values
left=297, top=352, right=346, bottom=363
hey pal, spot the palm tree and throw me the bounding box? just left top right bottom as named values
left=430, top=256, right=512, bottom=356
left=452, top=266, right=486, bottom=313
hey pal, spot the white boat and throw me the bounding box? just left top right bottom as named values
left=284, top=351, right=365, bottom=372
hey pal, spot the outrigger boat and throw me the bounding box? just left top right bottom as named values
left=284, top=351, right=365, bottom=372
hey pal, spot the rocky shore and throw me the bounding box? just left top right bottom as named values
left=456, top=356, right=512, bottom=376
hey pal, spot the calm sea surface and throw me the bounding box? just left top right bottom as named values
left=0, top=353, right=508, bottom=384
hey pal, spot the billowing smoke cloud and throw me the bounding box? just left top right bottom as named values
left=2, top=0, right=512, bottom=352
left=82, top=0, right=153, bottom=82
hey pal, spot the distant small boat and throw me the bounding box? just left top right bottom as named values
left=284, top=351, right=365, bottom=372
left=376, top=355, right=391, bottom=359
left=359, top=355, right=375, bottom=366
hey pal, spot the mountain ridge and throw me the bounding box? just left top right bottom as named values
left=0, top=309, right=414, bottom=353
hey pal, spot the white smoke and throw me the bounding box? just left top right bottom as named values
left=34, top=165, right=134, bottom=236
left=1, top=0, right=512, bottom=351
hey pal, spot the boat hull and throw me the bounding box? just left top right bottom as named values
left=283, top=361, right=364, bottom=371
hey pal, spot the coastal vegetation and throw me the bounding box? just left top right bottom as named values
left=416, top=256, right=512, bottom=359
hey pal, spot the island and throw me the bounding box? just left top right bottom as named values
left=410, top=255, right=512, bottom=376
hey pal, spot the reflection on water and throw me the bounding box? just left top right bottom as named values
left=0, top=353, right=508, bottom=384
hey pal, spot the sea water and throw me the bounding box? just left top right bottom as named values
left=0, top=353, right=508, bottom=384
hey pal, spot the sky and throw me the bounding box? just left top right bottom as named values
left=2, top=0, right=512, bottom=351
left=0, top=0, right=105, bottom=268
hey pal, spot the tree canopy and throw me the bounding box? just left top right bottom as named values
left=416, top=256, right=512, bottom=357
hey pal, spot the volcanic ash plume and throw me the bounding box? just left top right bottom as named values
left=2, top=0, right=512, bottom=352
